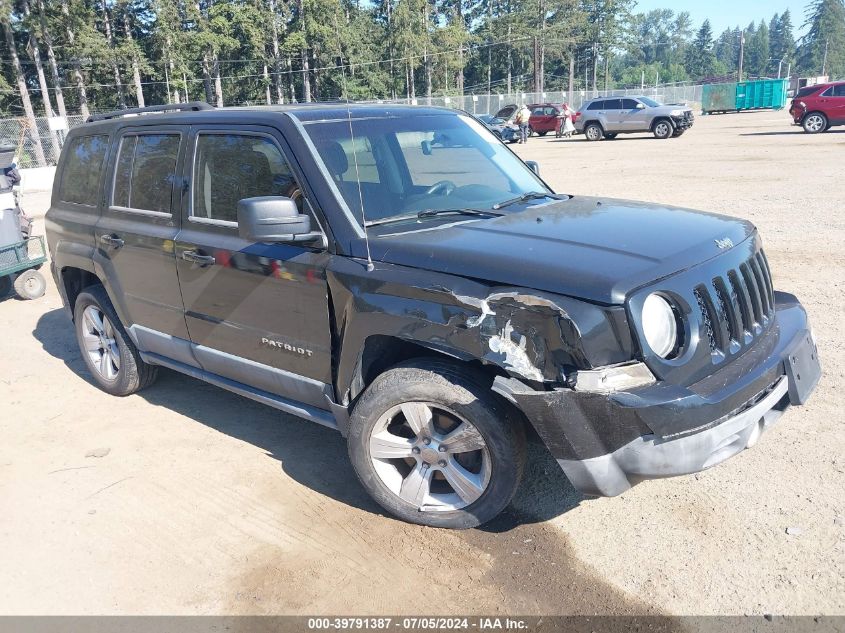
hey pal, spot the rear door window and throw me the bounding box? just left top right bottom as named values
left=587, top=101, right=605, bottom=111
left=603, top=99, right=622, bottom=110
left=112, top=133, right=181, bottom=214
left=59, top=135, right=109, bottom=206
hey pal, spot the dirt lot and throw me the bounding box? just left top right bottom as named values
left=1, top=111, right=842, bottom=616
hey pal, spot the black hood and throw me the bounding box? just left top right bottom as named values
left=365, top=197, right=755, bottom=304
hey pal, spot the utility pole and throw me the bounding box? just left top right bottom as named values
left=821, top=38, right=829, bottom=76
left=738, top=30, right=745, bottom=81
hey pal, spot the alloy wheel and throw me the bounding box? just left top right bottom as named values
left=81, top=305, right=121, bottom=381
left=655, top=122, right=671, bottom=138
left=805, top=114, right=825, bottom=132
left=369, top=402, right=491, bottom=512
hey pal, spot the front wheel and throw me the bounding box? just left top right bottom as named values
left=537, top=130, right=549, bottom=137
left=672, top=129, right=685, bottom=137
left=653, top=119, right=673, bottom=139
left=74, top=284, right=158, bottom=396
left=347, top=360, right=526, bottom=529
left=802, top=112, right=827, bottom=134
left=604, top=132, right=618, bottom=139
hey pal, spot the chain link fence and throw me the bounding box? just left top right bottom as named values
left=2, top=84, right=704, bottom=168
left=384, top=84, right=703, bottom=115
left=0, top=115, right=86, bottom=169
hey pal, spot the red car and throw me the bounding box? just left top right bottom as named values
left=495, top=103, right=579, bottom=137
left=789, top=81, right=845, bottom=133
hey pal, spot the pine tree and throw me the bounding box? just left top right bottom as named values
left=798, top=0, right=845, bottom=78
left=684, top=19, right=716, bottom=79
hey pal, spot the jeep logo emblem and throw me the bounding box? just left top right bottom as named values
left=715, top=237, right=734, bottom=249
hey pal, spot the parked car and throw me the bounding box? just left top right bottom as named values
left=789, top=81, right=845, bottom=133
left=477, top=114, right=518, bottom=143
left=46, top=102, right=820, bottom=529
left=575, top=96, right=694, bottom=140
left=494, top=103, right=566, bottom=137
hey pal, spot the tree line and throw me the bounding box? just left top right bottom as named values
left=0, top=0, right=843, bottom=120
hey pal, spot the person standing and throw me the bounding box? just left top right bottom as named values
left=559, top=102, right=575, bottom=138
left=515, top=104, right=532, bottom=144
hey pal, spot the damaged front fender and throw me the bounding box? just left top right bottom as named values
left=327, top=258, right=636, bottom=405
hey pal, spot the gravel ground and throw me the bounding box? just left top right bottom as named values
left=0, top=110, right=842, bottom=616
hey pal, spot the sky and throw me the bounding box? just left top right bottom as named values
left=631, top=0, right=812, bottom=36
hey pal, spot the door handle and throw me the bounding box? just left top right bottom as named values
left=99, top=234, right=124, bottom=249
left=181, top=250, right=216, bottom=266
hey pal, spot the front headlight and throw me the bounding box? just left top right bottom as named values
left=642, top=293, right=678, bottom=358
left=669, top=109, right=683, bottom=116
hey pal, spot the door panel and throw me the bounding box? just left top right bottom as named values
left=618, top=99, right=645, bottom=131
left=175, top=127, right=333, bottom=407
left=93, top=127, right=189, bottom=342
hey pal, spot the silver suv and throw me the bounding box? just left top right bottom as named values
left=575, top=96, right=694, bottom=141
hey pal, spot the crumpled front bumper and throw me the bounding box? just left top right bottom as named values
left=493, top=293, right=820, bottom=497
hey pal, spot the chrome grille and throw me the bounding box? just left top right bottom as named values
left=697, top=250, right=775, bottom=358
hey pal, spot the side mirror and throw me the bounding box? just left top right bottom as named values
left=636, top=103, right=646, bottom=110
left=421, top=140, right=432, bottom=155
left=525, top=160, right=540, bottom=175
left=237, top=196, right=321, bottom=244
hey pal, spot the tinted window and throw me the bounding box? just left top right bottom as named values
left=604, top=99, right=622, bottom=110
left=587, top=100, right=605, bottom=111
left=820, top=87, right=833, bottom=97
left=112, top=134, right=180, bottom=213
left=621, top=99, right=639, bottom=109
left=795, top=86, right=821, bottom=98
left=192, top=133, right=301, bottom=224
left=833, top=85, right=845, bottom=97
left=59, top=135, right=108, bottom=206
left=531, top=107, right=544, bottom=116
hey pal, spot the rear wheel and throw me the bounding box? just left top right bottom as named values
left=348, top=360, right=526, bottom=529
left=74, top=284, right=158, bottom=396
left=13, top=269, right=46, bottom=300
left=584, top=123, right=604, bottom=141
left=537, top=130, right=549, bottom=137
left=802, top=112, right=827, bottom=134
left=653, top=119, right=673, bottom=139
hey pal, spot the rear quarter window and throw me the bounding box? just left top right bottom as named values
left=795, top=86, right=822, bottom=98
left=59, top=135, right=109, bottom=206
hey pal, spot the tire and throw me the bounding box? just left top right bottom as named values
left=653, top=119, right=673, bottom=139
left=802, top=112, right=827, bottom=134
left=73, top=284, right=158, bottom=396
left=672, top=129, right=685, bottom=137
left=348, top=359, right=526, bottom=529
left=604, top=132, right=618, bottom=139
left=13, top=269, right=46, bottom=300
left=584, top=123, right=603, bottom=141
left=0, top=275, right=11, bottom=298
left=537, top=130, right=549, bottom=137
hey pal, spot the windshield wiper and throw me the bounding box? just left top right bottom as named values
left=365, top=208, right=502, bottom=227
left=493, top=191, right=565, bottom=210
left=417, top=208, right=503, bottom=219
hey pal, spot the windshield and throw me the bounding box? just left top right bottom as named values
left=638, top=96, right=663, bottom=107
left=300, top=113, right=549, bottom=226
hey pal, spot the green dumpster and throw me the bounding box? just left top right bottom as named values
left=735, top=79, right=788, bottom=110
left=702, top=79, right=788, bottom=114
left=702, top=83, right=737, bottom=113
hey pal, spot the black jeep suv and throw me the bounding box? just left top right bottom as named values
left=46, top=102, right=820, bottom=528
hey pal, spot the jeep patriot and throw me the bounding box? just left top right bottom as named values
left=46, top=102, right=821, bottom=528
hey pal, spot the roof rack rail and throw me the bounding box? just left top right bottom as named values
left=86, top=101, right=213, bottom=123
